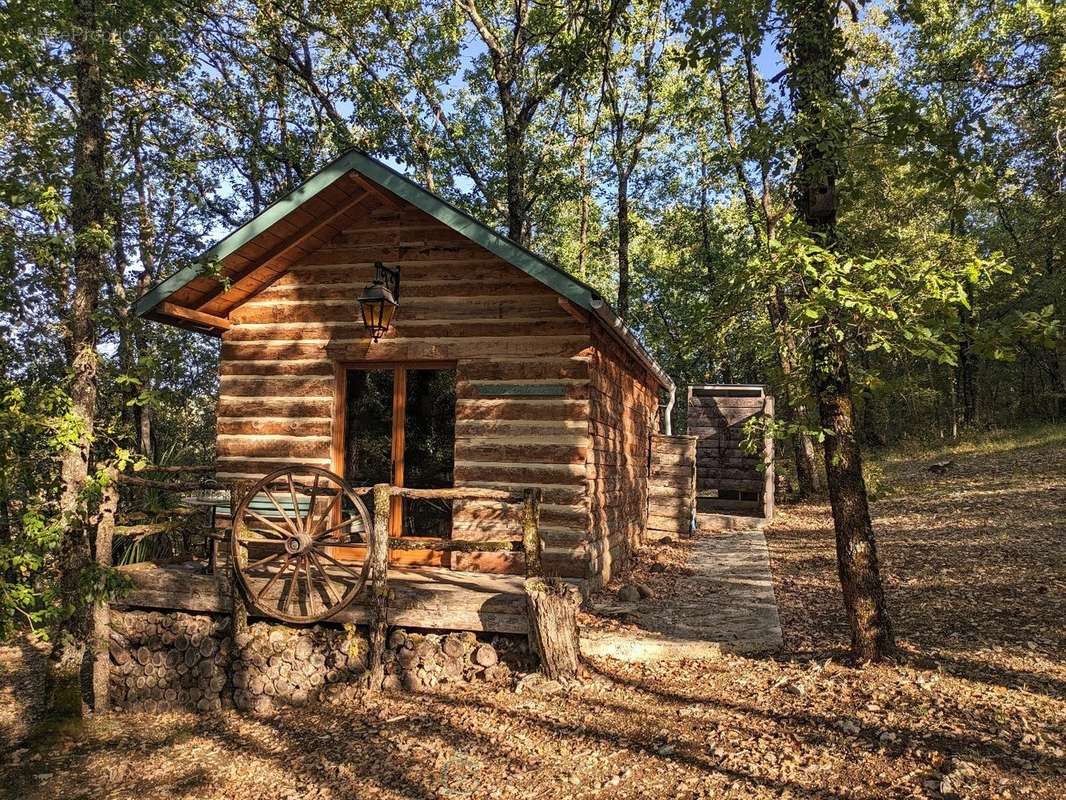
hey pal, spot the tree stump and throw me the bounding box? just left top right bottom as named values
left=524, top=577, right=582, bottom=681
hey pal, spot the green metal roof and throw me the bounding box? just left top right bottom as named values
left=132, top=149, right=673, bottom=391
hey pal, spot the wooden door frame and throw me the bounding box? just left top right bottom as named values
left=332, top=360, right=457, bottom=538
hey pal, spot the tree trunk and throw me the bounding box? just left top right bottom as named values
left=577, top=139, right=590, bottom=280
left=812, top=340, right=894, bottom=660
left=50, top=0, right=108, bottom=719
left=130, top=123, right=155, bottom=458
left=366, top=483, right=391, bottom=690
left=784, top=0, right=893, bottom=661
left=57, top=0, right=107, bottom=652
left=617, top=169, right=631, bottom=320
left=503, top=110, right=530, bottom=246
left=89, top=468, right=118, bottom=712
left=956, top=278, right=977, bottom=428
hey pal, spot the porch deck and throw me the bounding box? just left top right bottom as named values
left=117, top=560, right=529, bottom=634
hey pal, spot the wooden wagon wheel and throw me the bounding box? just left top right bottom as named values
left=231, top=465, right=373, bottom=624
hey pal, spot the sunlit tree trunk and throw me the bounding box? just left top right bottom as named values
left=783, top=0, right=893, bottom=661
left=55, top=0, right=108, bottom=686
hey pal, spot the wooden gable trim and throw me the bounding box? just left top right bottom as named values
left=157, top=302, right=231, bottom=332
left=194, top=182, right=370, bottom=315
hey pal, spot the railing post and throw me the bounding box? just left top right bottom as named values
left=228, top=479, right=251, bottom=640
left=522, top=487, right=543, bottom=578
left=90, top=465, right=119, bottom=712
left=367, top=483, right=391, bottom=690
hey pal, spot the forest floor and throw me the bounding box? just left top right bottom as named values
left=2, top=425, right=1064, bottom=800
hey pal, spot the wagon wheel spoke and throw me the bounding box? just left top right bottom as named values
left=244, top=509, right=291, bottom=540
left=247, top=549, right=285, bottom=572
left=316, top=548, right=366, bottom=581
left=256, top=554, right=295, bottom=605
left=287, top=474, right=303, bottom=534
left=284, top=555, right=303, bottom=612
left=308, top=549, right=342, bottom=607
left=309, top=491, right=342, bottom=538
left=311, top=512, right=360, bottom=543
left=263, top=486, right=301, bottom=536
left=302, top=554, right=317, bottom=615
left=303, top=474, right=320, bottom=535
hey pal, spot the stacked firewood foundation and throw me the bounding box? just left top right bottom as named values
left=109, top=610, right=230, bottom=712
left=108, top=608, right=521, bottom=714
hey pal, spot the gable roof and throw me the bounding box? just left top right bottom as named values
left=133, top=149, right=673, bottom=392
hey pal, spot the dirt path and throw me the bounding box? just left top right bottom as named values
left=0, top=635, right=48, bottom=752
left=582, top=528, right=783, bottom=660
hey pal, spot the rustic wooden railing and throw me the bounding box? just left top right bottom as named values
left=92, top=466, right=577, bottom=706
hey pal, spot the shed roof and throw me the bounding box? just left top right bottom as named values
left=133, top=149, right=673, bottom=391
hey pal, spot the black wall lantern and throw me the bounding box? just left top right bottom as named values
left=357, top=261, right=400, bottom=342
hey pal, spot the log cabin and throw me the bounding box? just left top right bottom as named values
left=133, top=149, right=675, bottom=594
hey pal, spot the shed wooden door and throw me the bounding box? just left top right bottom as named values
left=335, top=363, right=456, bottom=565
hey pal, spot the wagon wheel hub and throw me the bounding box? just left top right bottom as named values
left=285, top=532, right=313, bottom=555
left=230, top=465, right=374, bottom=625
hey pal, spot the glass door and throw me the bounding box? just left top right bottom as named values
left=342, top=364, right=456, bottom=565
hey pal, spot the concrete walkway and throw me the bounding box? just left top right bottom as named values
left=581, top=527, right=784, bottom=661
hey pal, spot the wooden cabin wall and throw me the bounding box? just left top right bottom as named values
left=216, top=199, right=595, bottom=578
left=585, top=325, right=660, bottom=589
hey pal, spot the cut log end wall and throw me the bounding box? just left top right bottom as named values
left=108, top=608, right=524, bottom=714
left=688, top=386, right=774, bottom=519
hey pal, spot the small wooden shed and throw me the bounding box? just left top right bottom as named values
left=688, top=385, right=774, bottom=521
left=135, top=150, right=673, bottom=591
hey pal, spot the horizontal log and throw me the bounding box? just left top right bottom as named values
left=127, top=464, right=216, bottom=474
left=454, top=443, right=587, bottom=465
left=217, top=418, right=332, bottom=437
left=116, top=563, right=531, bottom=633
left=459, top=359, right=589, bottom=381
left=388, top=537, right=518, bottom=552
left=216, top=436, right=330, bottom=460
left=389, top=486, right=524, bottom=502
left=454, top=421, right=589, bottom=441
left=454, top=464, right=587, bottom=486
left=459, top=382, right=587, bottom=400
left=448, top=552, right=524, bottom=576
left=455, top=399, right=588, bottom=422
left=218, top=375, right=333, bottom=397
left=117, top=475, right=203, bottom=491
left=114, top=521, right=183, bottom=538
left=227, top=317, right=588, bottom=341
left=232, top=296, right=567, bottom=324
left=221, top=336, right=592, bottom=363
left=456, top=483, right=586, bottom=506
left=214, top=458, right=331, bottom=476
left=298, top=244, right=503, bottom=266
left=218, top=397, right=333, bottom=417
left=263, top=277, right=553, bottom=300
left=220, top=358, right=334, bottom=377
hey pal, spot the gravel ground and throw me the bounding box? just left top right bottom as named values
left=1, top=429, right=1063, bottom=799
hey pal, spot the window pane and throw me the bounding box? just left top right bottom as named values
left=401, top=368, right=456, bottom=537
left=344, top=369, right=394, bottom=530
